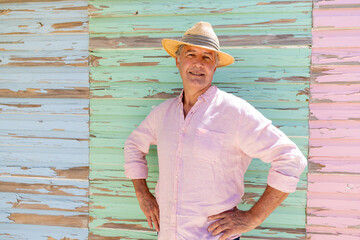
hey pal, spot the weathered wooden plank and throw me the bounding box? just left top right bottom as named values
left=90, top=32, right=311, bottom=49
left=91, top=82, right=309, bottom=102
left=0, top=223, right=88, bottom=240
left=310, top=103, right=360, bottom=120
left=313, top=8, right=360, bottom=29
left=91, top=65, right=310, bottom=85
left=89, top=227, right=157, bottom=240
left=0, top=51, right=88, bottom=67
left=0, top=1, right=87, bottom=20
left=310, top=139, right=360, bottom=157
left=309, top=156, right=360, bottom=174
left=1, top=210, right=88, bottom=229
left=311, top=84, right=360, bottom=102
left=89, top=13, right=311, bottom=34
left=310, top=120, right=360, bottom=139
left=306, top=228, right=360, bottom=240
left=0, top=192, right=88, bottom=212
left=0, top=176, right=88, bottom=197
left=0, top=0, right=85, bottom=3
left=312, top=29, right=360, bottom=48
left=307, top=192, right=360, bottom=211
left=0, top=166, right=88, bottom=180
left=312, top=48, right=360, bottom=66
left=0, top=34, right=89, bottom=51
left=314, top=0, right=360, bottom=9
left=0, top=18, right=88, bottom=35
left=89, top=0, right=312, bottom=17
left=0, top=66, right=89, bottom=83
left=0, top=115, right=88, bottom=138
left=90, top=48, right=311, bottom=67
left=308, top=174, right=360, bottom=194
left=0, top=144, right=88, bottom=167
left=311, top=65, right=360, bottom=84
left=0, top=86, right=89, bottom=98
left=0, top=66, right=89, bottom=97
left=0, top=98, right=89, bottom=114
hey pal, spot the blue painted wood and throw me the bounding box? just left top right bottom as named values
left=0, top=0, right=89, bottom=239
left=0, top=223, right=88, bottom=240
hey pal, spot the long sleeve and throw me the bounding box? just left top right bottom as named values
left=124, top=106, right=159, bottom=179
left=236, top=101, right=307, bottom=193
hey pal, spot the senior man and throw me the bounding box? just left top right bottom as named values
left=124, top=21, right=307, bottom=240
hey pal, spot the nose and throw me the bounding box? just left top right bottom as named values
left=192, top=56, right=205, bottom=67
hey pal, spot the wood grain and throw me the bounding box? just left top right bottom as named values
left=0, top=0, right=89, bottom=239
left=89, top=0, right=311, bottom=239
left=308, top=1, right=360, bottom=239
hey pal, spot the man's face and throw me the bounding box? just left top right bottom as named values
left=176, top=45, right=217, bottom=92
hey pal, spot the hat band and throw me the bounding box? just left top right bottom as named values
left=182, top=34, right=219, bottom=51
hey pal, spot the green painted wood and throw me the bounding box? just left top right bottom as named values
left=91, top=65, right=310, bottom=83
left=89, top=0, right=312, bottom=17
left=89, top=0, right=311, bottom=239
left=0, top=1, right=89, bottom=239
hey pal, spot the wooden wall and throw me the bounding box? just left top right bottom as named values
left=0, top=0, right=89, bottom=239
left=308, top=0, right=360, bottom=239
left=8, top=1, right=360, bottom=240
left=89, top=0, right=311, bottom=239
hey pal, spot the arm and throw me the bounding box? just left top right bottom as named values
left=124, top=105, right=163, bottom=231
left=132, top=179, right=160, bottom=232
left=208, top=100, right=306, bottom=239
left=208, top=185, right=288, bottom=239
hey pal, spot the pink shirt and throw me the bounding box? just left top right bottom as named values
left=124, top=86, right=307, bottom=240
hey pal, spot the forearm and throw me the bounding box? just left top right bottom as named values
left=249, top=185, right=289, bottom=225
left=132, top=179, right=150, bottom=196
left=132, top=179, right=160, bottom=231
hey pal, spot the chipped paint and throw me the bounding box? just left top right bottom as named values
left=308, top=0, right=360, bottom=239
left=89, top=0, right=311, bottom=239
left=0, top=0, right=89, bottom=239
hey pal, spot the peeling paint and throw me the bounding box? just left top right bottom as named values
left=89, top=1, right=311, bottom=239
left=309, top=3, right=360, bottom=237
left=8, top=213, right=88, bottom=228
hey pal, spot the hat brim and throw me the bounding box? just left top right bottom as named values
left=162, top=39, right=234, bottom=68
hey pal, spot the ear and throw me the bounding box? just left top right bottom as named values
left=175, top=57, right=180, bottom=68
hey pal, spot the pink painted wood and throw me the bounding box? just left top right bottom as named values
left=308, top=0, right=360, bottom=239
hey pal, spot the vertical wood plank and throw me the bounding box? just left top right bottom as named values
left=89, top=1, right=311, bottom=239
left=0, top=0, right=89, bottom=239
left=308, top=0, right=360, bottom=239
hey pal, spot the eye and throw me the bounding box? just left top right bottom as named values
left=203, top=56, right=212, bottom=60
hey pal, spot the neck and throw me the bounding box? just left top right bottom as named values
left=182, top=85, right=211, bottom=115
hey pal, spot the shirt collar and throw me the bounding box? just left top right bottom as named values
left=178, top=85, right=218, bottom=104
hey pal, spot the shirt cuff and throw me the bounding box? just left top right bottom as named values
left=267, top=168, right=300, bottom=193
left=124, top=164, right=148, bottom=179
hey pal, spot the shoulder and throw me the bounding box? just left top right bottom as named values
left=215, top=88, right=252, bottom=113
left=148, top=97, right=178, bottom=118
left=153, top=97, right=177, bottom=111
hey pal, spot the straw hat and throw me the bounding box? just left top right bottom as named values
left=162, top=21, right=234, bottom=67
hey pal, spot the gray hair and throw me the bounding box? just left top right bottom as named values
left=175, top=44, right=219, bottom=65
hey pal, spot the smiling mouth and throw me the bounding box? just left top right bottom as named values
left=189, top=71, right=205, bottom=76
